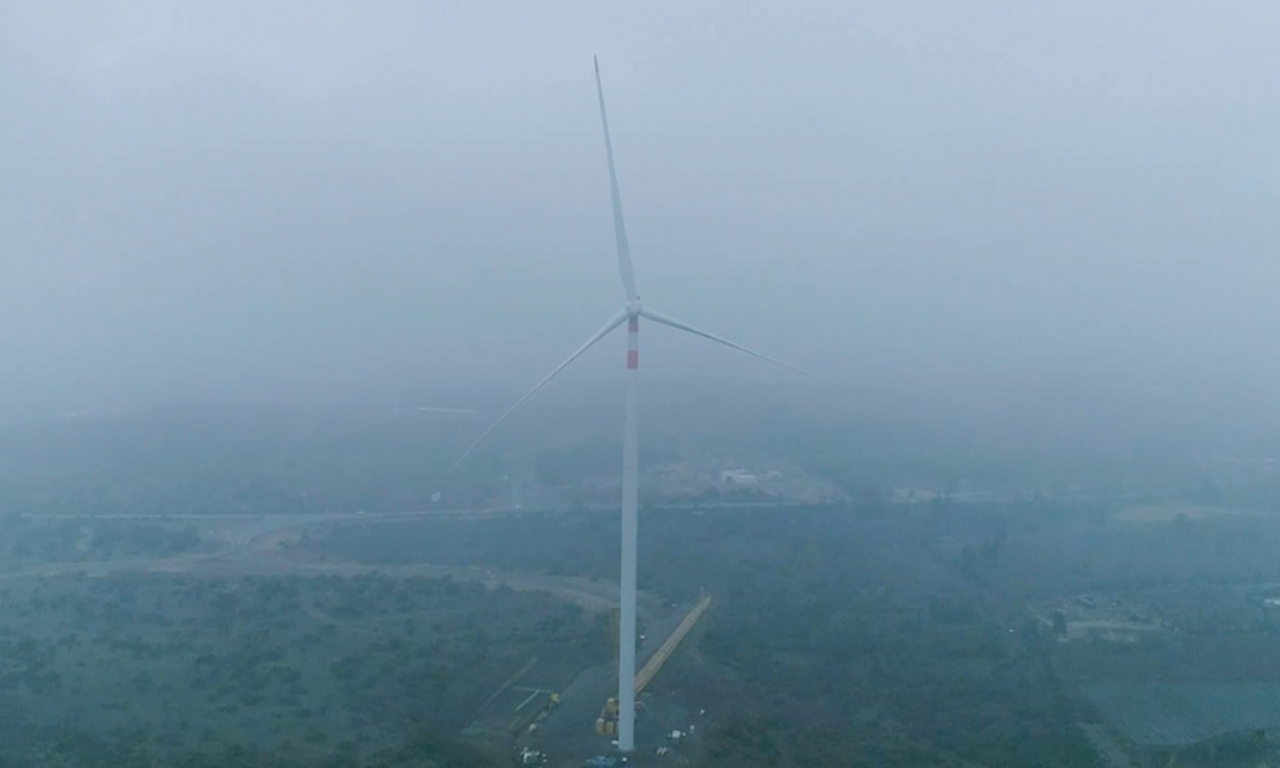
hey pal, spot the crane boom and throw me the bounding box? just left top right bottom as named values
left=635, top=594, right=711, bottom=694
left=597, top=594, right=712, bottom=737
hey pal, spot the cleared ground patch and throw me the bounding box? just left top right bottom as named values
left=1083, top=682, right=1280, bottom=746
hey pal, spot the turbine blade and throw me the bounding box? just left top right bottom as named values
left=448, top=309, right=629, bottom=473
left=594, top=56, right=638, bottom=303
left=639, top=306, right=827, bottom=383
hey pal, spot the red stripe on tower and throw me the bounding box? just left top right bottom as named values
left=628, top=317, right=638, bottom=332
left=627, top=350, right=639, bottom=369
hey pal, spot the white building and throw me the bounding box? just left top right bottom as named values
left=720, top=470, right=759, bottom=487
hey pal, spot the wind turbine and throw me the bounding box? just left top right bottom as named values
left=449, top=57, right=820, bottom=753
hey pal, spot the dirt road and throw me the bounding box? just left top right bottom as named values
left=1, top=511, right=640, bottom=620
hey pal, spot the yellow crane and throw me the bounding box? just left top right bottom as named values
left=598, top=593, right=712, bottom=736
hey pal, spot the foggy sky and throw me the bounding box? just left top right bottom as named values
left=2, top=2, right=1278, bottom=428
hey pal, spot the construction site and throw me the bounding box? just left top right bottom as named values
left=463, top=592, right=714, bottom=767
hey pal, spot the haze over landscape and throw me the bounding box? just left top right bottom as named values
left=3, top=1, right=1277, bottom=429
left=4, top=3, right=1280, bottom=768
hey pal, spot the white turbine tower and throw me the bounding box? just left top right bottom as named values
left=449, top=58, right=819, bottom=753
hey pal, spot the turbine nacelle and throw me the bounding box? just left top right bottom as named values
left=626, top=299, right=642, bottom=318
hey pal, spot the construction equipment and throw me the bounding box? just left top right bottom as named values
left=597, top=594, right=712, bottom=737
left=518, top=690, right=561, bottom=736
left=596, top=696, right=619, bottom=736
left=634, top=594, right=711, bottom=694
left=532, top=692, right=560, bottom=727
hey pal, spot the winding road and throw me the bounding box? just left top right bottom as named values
left=2, top=510, right=645, bottom=619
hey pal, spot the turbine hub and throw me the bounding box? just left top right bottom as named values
left=627, top=299, right=642, bottom=318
